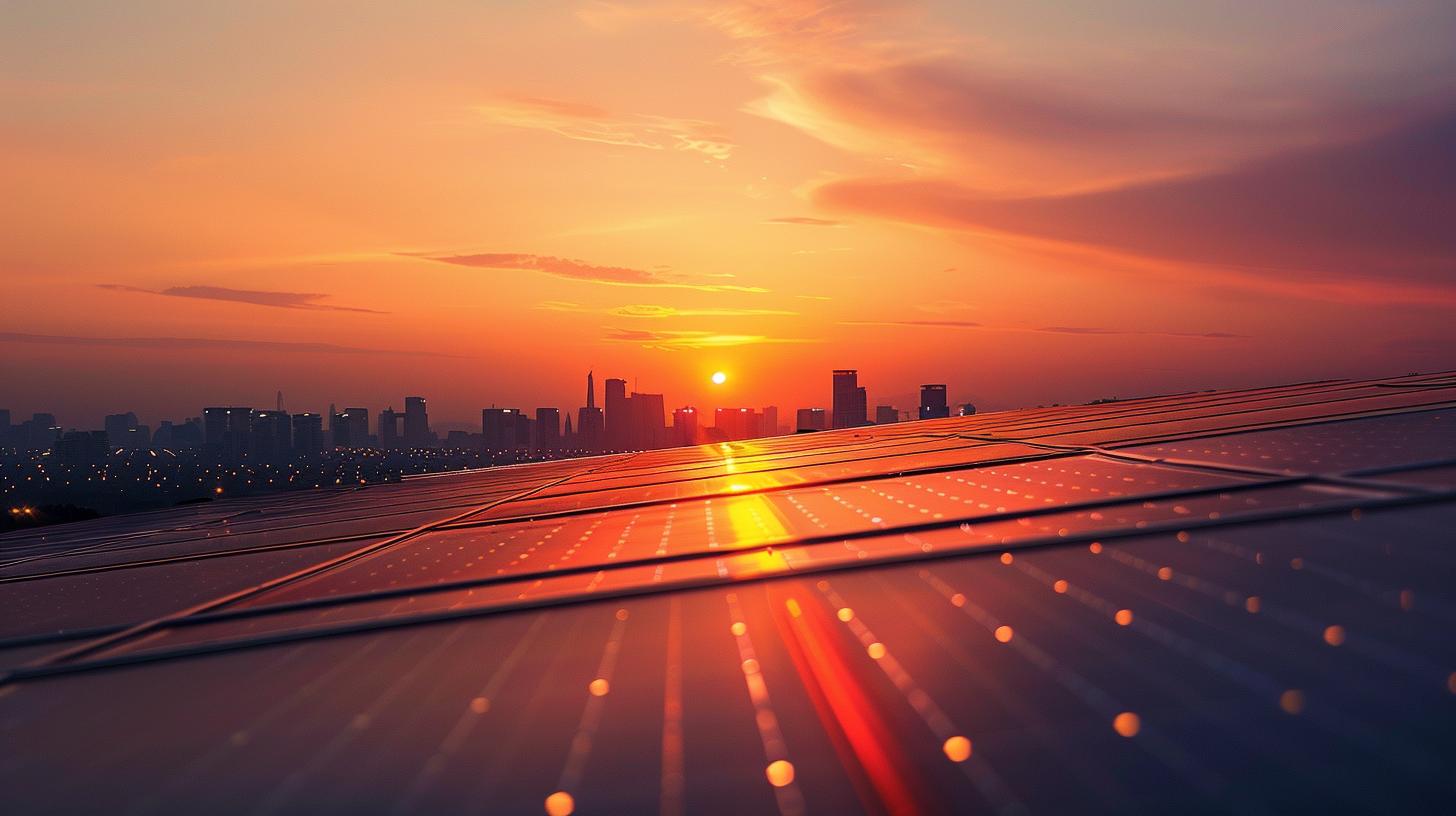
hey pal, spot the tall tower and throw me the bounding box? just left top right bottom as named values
left=586, top=371, right=596, bottom=409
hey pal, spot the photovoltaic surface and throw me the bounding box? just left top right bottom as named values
left=3, top=372, right=1455, bottom=814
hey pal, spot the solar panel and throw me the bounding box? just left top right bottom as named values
left=3, top=371, right=1455, bottom=814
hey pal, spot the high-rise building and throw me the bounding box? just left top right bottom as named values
left=333, top=408, right=370, bottom=448
left=481, top=408, right=520, bottom=452
left=796, top=408, right=828, bottom=432
left=403, top=396, right=430, bottom=447
left=104, top=412, right=138, bottom=446
left=919, top=384, right=950, bottom=420
left=762, top=406, right=779, bottom=438
left=959, top=403, right=978, bottom=417
left=203, top=407, right=252, bottom=460
left=0, top=409, right=10, bottom=448
left=604, top=378, right=628, bottom=450
left=671, top=407, right=698, bottom=447
left=379, top=408, right=400, bottom=449
left=832, top=369, right=868, bottom=429
left=875, top=405, right=899, bottom=425
left=291, top=413, right=325, bottom=454
left=535, top=407, right=560, bottom=452
left=250, top=410, right=291, bottom=461
left=577, top=371, right=604, bottom=453
left=630, top=392, right=665, bottom=450
left=714, top=408, right=762, bottom=441
left=55, top=431, right=109, bottom=464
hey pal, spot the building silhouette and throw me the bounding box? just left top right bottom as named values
left=250, top=410, right=291, bottom=460
left=630, top=391, right=665, bottom=450
left=577, top=372, right=604, bottom=453
left=796, top=408, right=828, bottom=432
left=203, top=407, right=252, bottom=460
left=403, top=396, right=430, bottom=447
left=291, top=413, right=325, bottom=454
left=379, top=408, right=400, bottom=449
left=333, top=408, right=370, bottom=448
left=672, top=407, right=698, bottom=447
left=604, top=378, right=628, bottom=450
left=919, top=384, right=950, bottom=420
left=875, top=405, right=899, bottom=425
left=832, top=369, right=868, bottom=429
left=535, top=407, right=560, bottom=452
left=715, top=408, right=762, bottom=441
left=762, top=406, right=780, bottom=438
left=481, top=408, right=520, bottom=452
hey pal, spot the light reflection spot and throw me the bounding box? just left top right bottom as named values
left=837, top=607, right=854, bottom=622
left=867, top=642, right=887, bottom=660
left=545, top=791, right=575, bottom=816
left=1115, top=609, right=1134, bottom=626
left=589, top=678, right=610, bottom=696
left=1323, top=625, right=1346, bottom=647
left=1113, top=712, right=1140, bottom=737
left=1280, top=689, right=1305, bottom=715
left=765, top=759, right=795, bottom=787
left=950, top=593, right=966, bottom=608
left=470, top=697, right=490, bottom=714
left=999, top=552, right=1014, bottom=565
left=994, top=625, right=1014, bottom=643
left=942, top=735, right=972, bottom=762
left=731, top=621, right=747, bottom=636
left=1089, top=542, right=1103, bottom=554
left=1053, top=580, right=1068, bottom=594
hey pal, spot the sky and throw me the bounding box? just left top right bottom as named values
left=3, top=0, right=1455, bottom=429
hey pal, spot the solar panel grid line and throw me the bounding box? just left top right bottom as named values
left=4, top=453, right=638, bottom=677
left=9, top=484, right=1447, bottom=685
left=127, top=475, right=1311, bottom=635
left=1018, top=394, right=1456, bottom=449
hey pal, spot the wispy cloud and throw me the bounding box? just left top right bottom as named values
left=409, top=252, right=767, bottom=293
left=538, top=302, right=795, bottom=318
left=478, top=95, right=734, bottom=160
left=766, top=216, right=844, bottom=227
left=842, top=320, right=1246, bottom=339
left=96, top=284, right=384, bottom=313
left=0, top=332, right=453, bottom=356
left=604, top=327, right=816, bottom=350
left=815, top=107, right=1456, bottom=299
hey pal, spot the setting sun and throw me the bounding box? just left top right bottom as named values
left=711, top=372, right=727, bottom=385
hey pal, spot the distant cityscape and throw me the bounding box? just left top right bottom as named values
left=2, top=369, right=975, bottom=529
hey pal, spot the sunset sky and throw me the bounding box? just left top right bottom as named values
left=4, top=1, right=1455, bottom=428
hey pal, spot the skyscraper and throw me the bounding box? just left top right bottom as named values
left=762, top=406, right=779, bottom=438
left=875, top=405, right=899, bottom=425
left=577, top=371, right=604, bottom=453
left=630, top=392, right=665, bottom=450
left=481, top=408, right=519, bottom=452
left=535, top=407, right=560, bottom=452
left=203, top=407, right=252, bottom=460
left=714, top=408, right=761, bottom=441
left=291, top=413, right=325, bottom=454
left=604, top=378, right=628, bottom=450
left=796, top=408, right=828, bottom=432
left=249, top=410, right=292, bottom=461
left=831, top=369, right=868, bottom=430
left=671, top=407, right=698, bottom=447
left=919, top=384, right=950, bottom=420
left=379, top=408, right=400, bottom=449
left=403, top=396, right=430, bottom=447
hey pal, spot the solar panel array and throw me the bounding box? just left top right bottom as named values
left=3, top=372, right=1455, bottom=814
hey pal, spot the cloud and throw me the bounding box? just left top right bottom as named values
left=96, top=284, right=384, bottom=313
left=604, top=327, right=816, bottom=350
left=410, top=251, right=768, bottom=293
left=478, top=95, right=734, bottom=160
left=816, top=107, right=1456, bottom=298
left=766, top=216, right=844, bottom=227
left=841, top=320, right=1246, bottom=339
left=0, top=332, right=453, bottom=356
left=535, top=302, right=795, bottom=318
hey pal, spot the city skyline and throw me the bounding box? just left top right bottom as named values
left=1, top=368, right=974, bottom=454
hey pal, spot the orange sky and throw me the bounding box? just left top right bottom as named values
left=3, top=1, right=1455, bottom=428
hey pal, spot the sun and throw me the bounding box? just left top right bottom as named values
left=711, top=371, right=727, bottom=385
